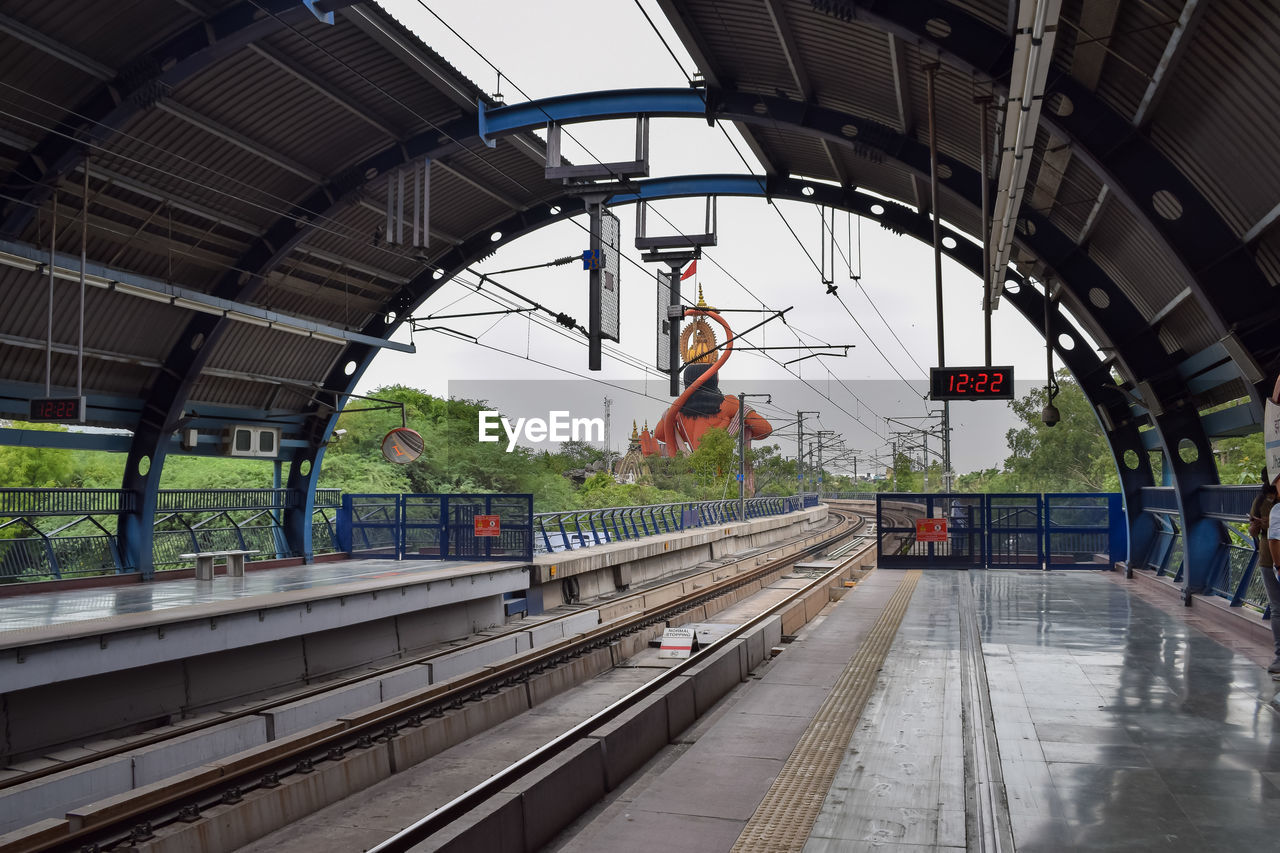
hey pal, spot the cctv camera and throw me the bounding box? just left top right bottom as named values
left=1042, top=404, right=1060, bottom=427
left=334, top=429, right=347, bottom=437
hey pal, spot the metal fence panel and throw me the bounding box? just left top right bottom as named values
left=878, top=492, right=1124, bottom=571
left=877, top=493, right=987, bottom=569
left=987, top=494, right=1043, bottom=569
left=338, top=494, right=400, bottom=559
left=402, top=495, right=444, bottom=558
left=1045, top=493, right=1124, bottom=569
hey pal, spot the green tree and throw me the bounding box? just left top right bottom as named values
left=1001, top=370, right=1114, bottom=492
left=0, top=423, right=76, bottom=487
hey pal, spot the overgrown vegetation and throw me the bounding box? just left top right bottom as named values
left=0, top=377, right=1264, bottom=506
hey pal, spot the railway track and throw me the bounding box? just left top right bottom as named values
left=369, top=504, right=901, bottom=851
left=6, top=505, right=876, bottom=853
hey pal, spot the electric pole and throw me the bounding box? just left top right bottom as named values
left=797, top=411, right=818, bottom=496
left=739, top=393, right=771, bottom=520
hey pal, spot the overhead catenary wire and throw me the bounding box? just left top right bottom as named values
left=402, top=5, right=891, bottom=442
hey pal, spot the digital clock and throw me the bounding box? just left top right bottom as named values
left=28, top=396, right=86, bottom=423
left=929, top=367, right=1015, bottom=401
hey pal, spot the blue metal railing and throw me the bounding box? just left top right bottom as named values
left=532, top=495, right=806, bottom=554
left=0, top=487, right=343, bottom=583
left=337, top=493, right=533, bottom=562
left=0, top=485, right=807, bottom=580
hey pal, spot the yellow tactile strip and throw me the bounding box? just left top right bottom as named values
left=730, top=569, right=921, bottom=853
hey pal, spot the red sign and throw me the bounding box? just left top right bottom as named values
left=474, top=515, right=501, bottom=537
left=916, top=518, right=949, bottom=542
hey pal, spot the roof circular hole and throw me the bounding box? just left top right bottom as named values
left=343, top=360, right=357, bottom=376
left=753, top=102, right=768, bottom=115
left=549, top=205, right=561, bottom=215
left=137, top=455, right=150, bottom=476
left=1057, top=332, right=1076, bottom=351
left=299, top=459, right=311, bottom=476
left=1004, top=278, right=1021, bottom=295
left=1016, top=218, right=1037, bottom=236
left=941, top=236, right=957, bottom=249
left=364, top=167, right=378, bottom=180
left=801, top=185, right=815, bottom=197
left=1177, top=437, right=1199, bottom=465
left=432, top=269, right=444, bottom=280
left=870, top=203, right=885, bottom=215
left=490, top=231, right=503, bottom=242
left=925, top=17, right=952, bottom=38
left=1046, top=92, right=1074, bottom=117
left=385, top=312, right=397, bottom=325
left=1152, top=190, right=1183, bottom=221
left=1088, top=287, right=1110, bottom=309
left=189, top=332, right=205, bottom=351
left=935, top=163, right=952, bottom=180
left=1123, top=449, right=1140, bottom=470
left=841, top=124, right=859, bottom=138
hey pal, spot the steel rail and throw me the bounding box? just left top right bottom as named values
left=370, top=509, right=887, bottom=851
left=26, top=510, right=863, bottom=852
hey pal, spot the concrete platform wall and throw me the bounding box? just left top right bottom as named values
left=0, top=596, right=502, bottom=766
left=535, top=505, right=830, bottom=610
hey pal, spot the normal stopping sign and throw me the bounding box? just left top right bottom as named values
left=915, top=517, right=949, bottom=542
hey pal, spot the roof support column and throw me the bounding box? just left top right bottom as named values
left=118, top=452, right=161, bottom=579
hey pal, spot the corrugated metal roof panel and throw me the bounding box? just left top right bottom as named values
left=175, top=48, right=385, bottom=179
left=688, top=0, right=796, bottom=97
left=1045, top=155, right=1105, bottom=243
left=1086, top=199, right=1197, bottom=323
left=1089, top=0, right=1185, bottom=121
left=791, top=7, right=902, bottom=128
left=1145, top=0, right=1280, bottom=238
left=1253, top=228, right=1280, bottom=289
left=1155, top=298, right=1215, bottom=360
left=0, top=37, right=99, bottom=136
left=271, top=13, right=468, bottom=137
left=1, top=0, right=197, bottom=71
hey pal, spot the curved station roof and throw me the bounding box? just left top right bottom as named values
left=0, top=0, right=1277, bottom=581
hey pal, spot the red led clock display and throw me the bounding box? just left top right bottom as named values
left=28, top=397, right=86, bottom=423
left=929, top=367, right=1015, bottom=401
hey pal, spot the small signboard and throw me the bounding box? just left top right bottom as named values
left=916, top=517, right=949, bottom=542
left=474, top=515, right=500, bottom=537
left=1266, top=397, right=1280, bottom=486
left=658, top=626, right=698, bottom=659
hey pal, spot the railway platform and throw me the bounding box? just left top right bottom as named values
left=554, top=569, right=1280, bottom=852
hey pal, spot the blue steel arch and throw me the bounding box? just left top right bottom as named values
left=111, top=83, right=1213, bottom=591
left=290, top=174, right=1157, bottom=570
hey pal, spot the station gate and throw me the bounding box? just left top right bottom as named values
left=876, top=493, right=1125, bottom=570
left=336, top=494, right=533, bottom=562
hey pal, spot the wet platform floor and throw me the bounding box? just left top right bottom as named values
left=559, top=570, right=1280, bottom=852
left=0, top=557, right=526, bottom=638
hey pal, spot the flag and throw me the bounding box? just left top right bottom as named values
left=680, top=260, right=697, bottom=281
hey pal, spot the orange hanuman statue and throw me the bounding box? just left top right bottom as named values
left=639, top=289, right=772, bottom=488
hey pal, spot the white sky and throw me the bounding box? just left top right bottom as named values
left=354, top=1, right=1063, bottom=473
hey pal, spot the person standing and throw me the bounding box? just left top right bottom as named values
left=1249, top=468, right=1280, bottom=672
left=1268, top=374, right=1280, bottom=672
